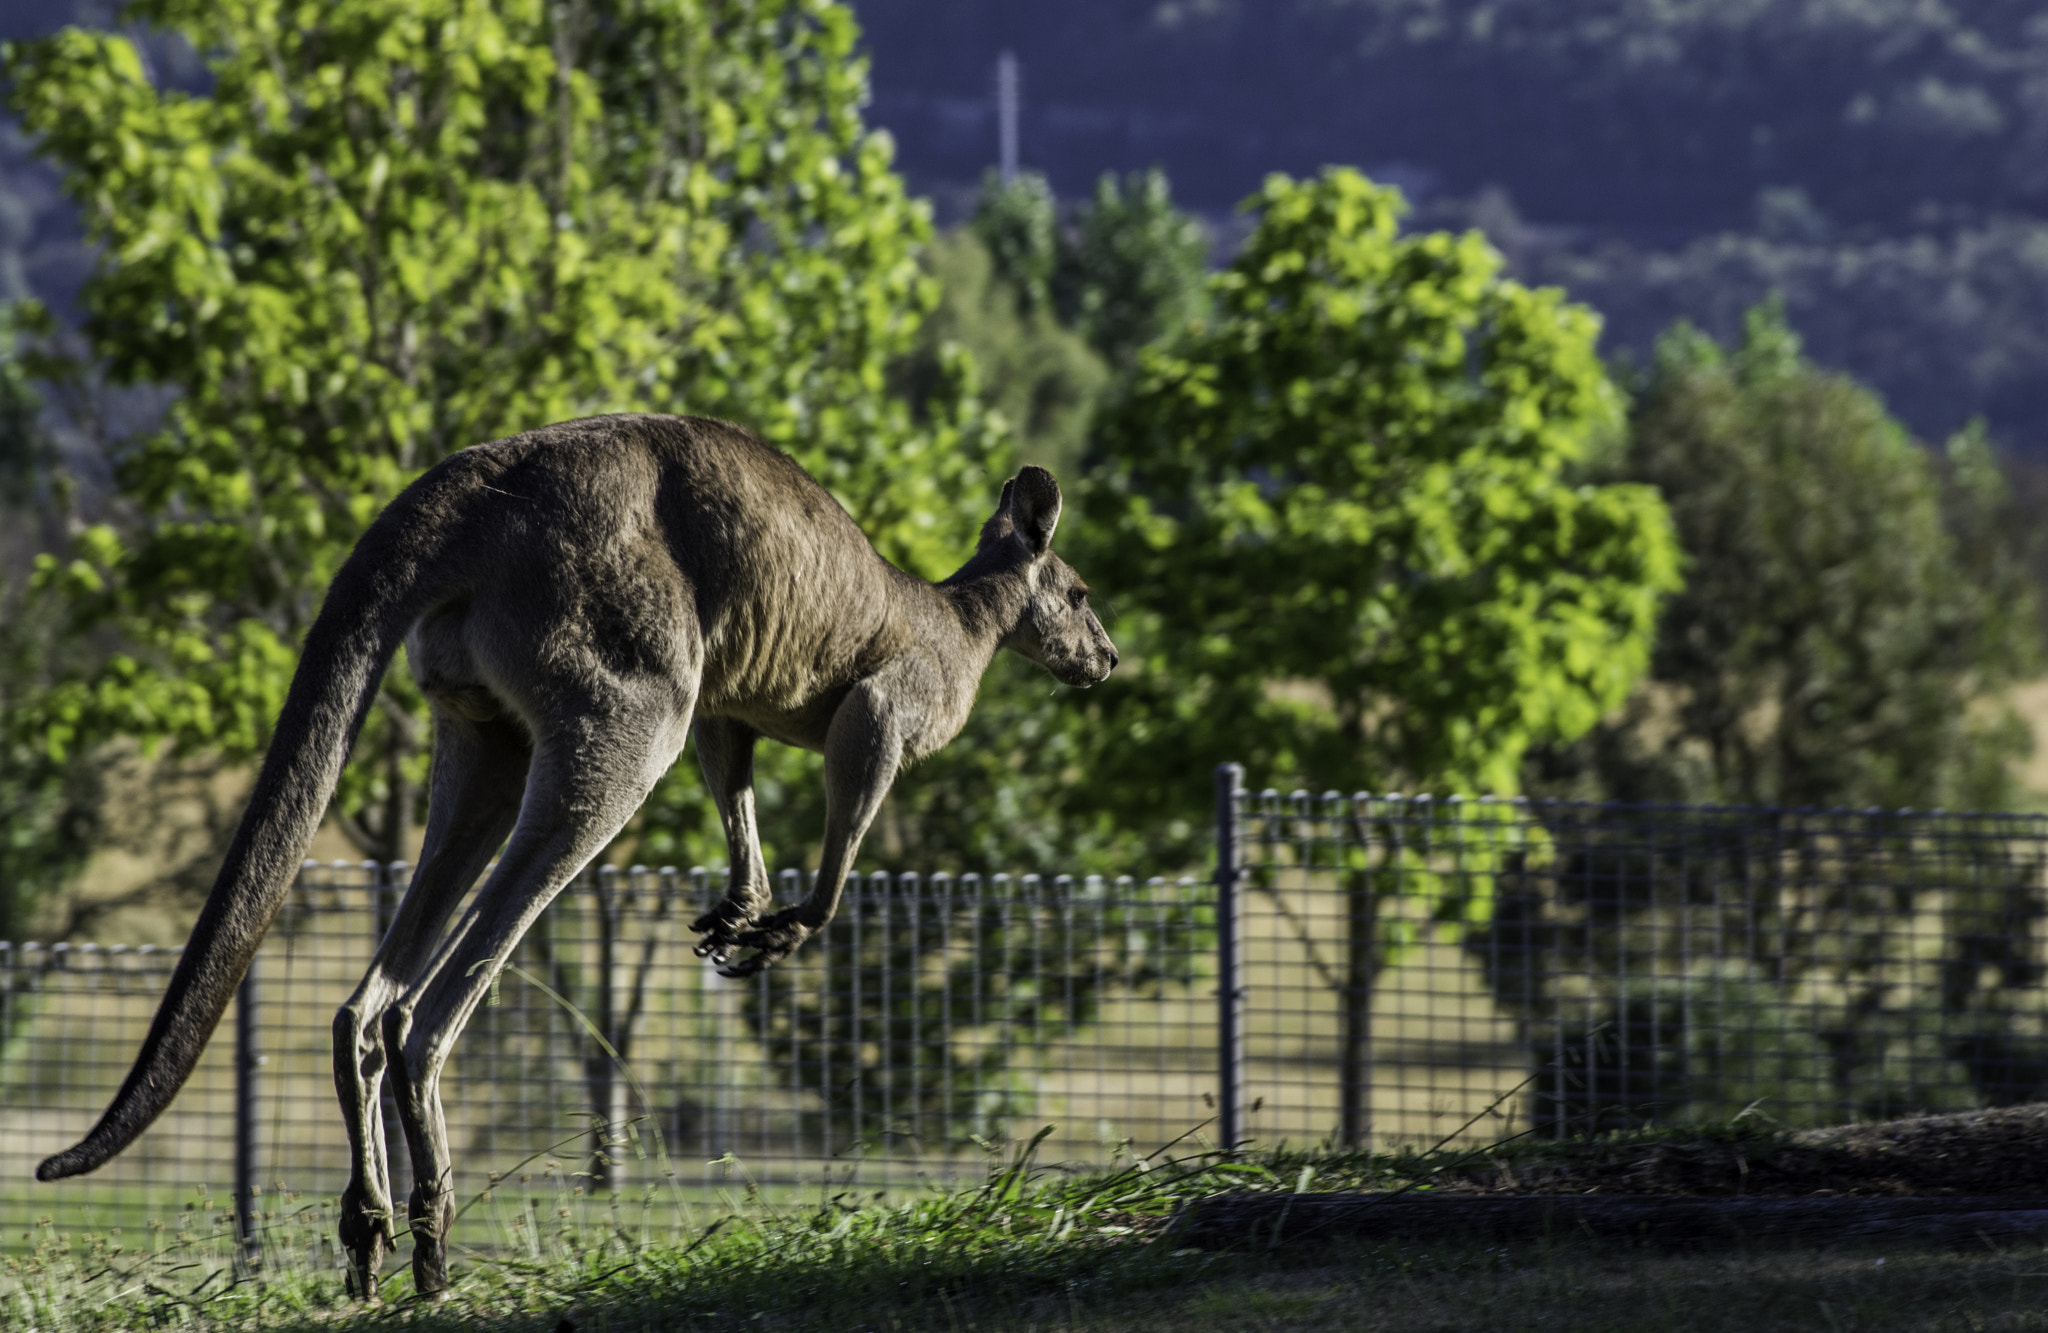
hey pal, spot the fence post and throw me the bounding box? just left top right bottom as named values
left=1215, top=763, right=1245, bottom=1153
left=235, top=954, right=260, bottom=1269
left=1339, top=795, right=1374, bottom=1149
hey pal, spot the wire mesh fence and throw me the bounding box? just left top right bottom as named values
left=7, top=768, right=2048, bottom=1253
left=0, top=860, right=1215, bottom=1251
left=1231, top=777, right=2048, bottom=1148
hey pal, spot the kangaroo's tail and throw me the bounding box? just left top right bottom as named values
left=35, top=480, right=463, bottom=1182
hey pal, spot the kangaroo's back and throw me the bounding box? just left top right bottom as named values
left=442, top=414, right=915, bottom=716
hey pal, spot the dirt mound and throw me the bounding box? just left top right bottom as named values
left=1431, top=1105, right=2048, bottom=1198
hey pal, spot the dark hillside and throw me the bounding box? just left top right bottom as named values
left=854, top=0, right=2048, bottom=238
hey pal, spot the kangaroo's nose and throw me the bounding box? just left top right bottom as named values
left=1108, top=649, right=1120, bottom=670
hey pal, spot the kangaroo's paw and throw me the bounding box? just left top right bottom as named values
left=338, top=1182, right=395, bottom=1303
left=719, top=910, right=816, bottom=978
left=690, top=897, right=763, bottom=965
left=407, top=1184, right=455, bottom=1300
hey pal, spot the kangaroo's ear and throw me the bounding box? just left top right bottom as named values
left=978, top=478, right=1019, bottom=549
left=1009, top=466, right=1062, bottom=556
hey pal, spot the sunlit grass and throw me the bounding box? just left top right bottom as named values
left=13, top=1117, right=2048, bottom=1333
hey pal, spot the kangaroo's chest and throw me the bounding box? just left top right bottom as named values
left=706, top=688, right=849, bottom=753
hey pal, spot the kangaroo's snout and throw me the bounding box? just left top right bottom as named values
left=1065, top=622, right=1118, bottom=688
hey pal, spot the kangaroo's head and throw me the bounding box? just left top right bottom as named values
left=979, top=467, right=1118, bottom=687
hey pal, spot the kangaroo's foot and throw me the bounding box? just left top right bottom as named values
left=407, top=1183, right=456, bottom=1300
left=339, top=1182, right=395, bottom=1303
left=690, top=895, right=764, bottom=965
left=719, top=909, right=816, bottom=978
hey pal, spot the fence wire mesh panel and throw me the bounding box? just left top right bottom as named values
left=0, top=862, right=1213, bottom=1252
left=0, top=940, right=225, bottom=1244
left=8, top=787, right=2048, bottom=1251
left=1232, top=788, right=2048, bottom=1148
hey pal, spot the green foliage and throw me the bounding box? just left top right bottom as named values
left=969, top=170, right=1061, bottom=316
left=5, top=0, right=1001, bottom=860
left=1074, top=168, right=1681, bottom=857
left=972, top=167, right=1211, bottom=372
left=1057, top=169, right=1210, bottom=371
left=0, top=590, right=104, bottom=946
left=0, top=304, right=43, bottom=506
left=1530, top=301, right=2038, bottom=811
left=895, top=229, right=1107, bottom=481
left=0, top=305, right=100, bottom=943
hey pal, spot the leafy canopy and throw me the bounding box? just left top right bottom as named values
left=1076, top=167, right=1681, bottom=836
left=5, top=0, right=1001, bottom=858
left=1058, top=168, right=1210, bottom=372
left=893, top=228, right=1107, bottom=484
left=1531, top=302, right=2039, bottom=810
left=972, top=167, right=1210, bottom=372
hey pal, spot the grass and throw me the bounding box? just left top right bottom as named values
left=11, top=1118, right=2048, bottom=1332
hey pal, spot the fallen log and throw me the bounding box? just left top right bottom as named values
left=1171, top=1193, right=2048, bottom=1251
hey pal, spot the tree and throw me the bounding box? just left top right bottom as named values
left=0, top=305, right=99, bottom=943
left=5, top=0, right=1001, bottom=863
left=894, top=228, right=1107, bottom=482
left=1528, top=302, right=2039, bottom=811
left=1073, top=167, right=1680, bottom=858
left=969, top=169, right=1061, bottom=317
left=1057, top=168, right=1210, bottom=372
left=971, top=167, right=1211, bottom=374
left=1054, top=169, right=1679, bottom=1148
left=0, top=305, right=41, bottom=509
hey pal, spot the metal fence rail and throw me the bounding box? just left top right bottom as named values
left=6, top=769, right=2048, bottom=1252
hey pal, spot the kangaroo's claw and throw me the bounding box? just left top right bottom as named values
left=690, top=900, right=760, bottom=962
left=408, top=1184, right=455, bottom=1299
left=718, top=911, right=815, bottom=978
left=338, top=1182, right=395, bottom=1303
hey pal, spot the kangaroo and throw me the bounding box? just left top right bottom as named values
left=34, top=413, right=1116, bottom=1300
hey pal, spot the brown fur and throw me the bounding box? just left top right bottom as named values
left=36, top=414, right=1117, bottom=1300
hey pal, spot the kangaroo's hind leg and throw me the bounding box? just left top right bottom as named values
left=334, top=708, right=530, bottom=1301
left=382, top=684, right=694, bottom=1297
left=689, top=717, right=771, bottom=964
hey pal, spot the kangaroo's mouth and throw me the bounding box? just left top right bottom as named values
left=1054, top=656, right=1115, bottom=688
